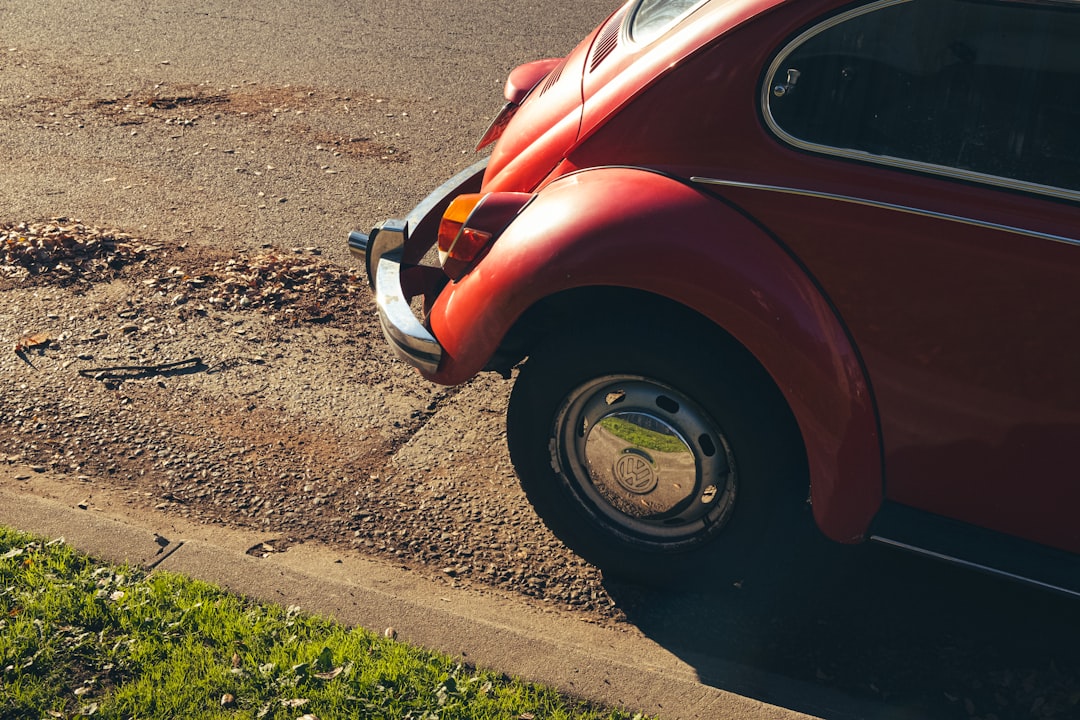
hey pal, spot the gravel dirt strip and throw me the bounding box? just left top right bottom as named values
left=1, top=219, right=614, bottom=620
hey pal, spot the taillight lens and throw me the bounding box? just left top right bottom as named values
left=436, top=192, right=532, bottom=280
left=437, top=194, right=486, bottom=267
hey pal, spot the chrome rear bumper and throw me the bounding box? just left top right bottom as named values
left=347, top=229, right=369, bottom=260
left=348, top=158, right=488, bottom=376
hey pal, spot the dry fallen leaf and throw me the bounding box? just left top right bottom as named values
left=313, top=666, right=344, bottom=681
left=14, top=332, right=49, bottom=353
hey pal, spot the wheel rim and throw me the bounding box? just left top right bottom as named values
left=552, top=375, right=737, bottom=548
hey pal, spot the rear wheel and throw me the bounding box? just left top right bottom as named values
left=507, top=319, right=803, bottom=586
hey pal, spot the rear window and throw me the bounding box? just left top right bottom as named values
left=629, top=0, right=709, bottom=44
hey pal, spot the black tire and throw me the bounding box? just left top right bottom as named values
left=507, top=315, right=805, bottom=587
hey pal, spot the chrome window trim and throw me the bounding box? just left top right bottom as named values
left=761, top=0, right=1080, bottom=204
left=691, top=177, right=1080, bottom=249
left=626, top=0, right=711, bottom=46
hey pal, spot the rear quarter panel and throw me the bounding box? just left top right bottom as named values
left=427, top=167, right=883, bottom=541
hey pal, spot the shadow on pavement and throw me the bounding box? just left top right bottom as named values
left=603, top=520, right=1080, bottom=719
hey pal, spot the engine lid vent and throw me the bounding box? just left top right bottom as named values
left=538, top=58, right=566, bottom=97
left=589, top=9, right=626, bottom=73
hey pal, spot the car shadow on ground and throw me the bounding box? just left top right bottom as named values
left=602, top=521, right=1080, bottom=720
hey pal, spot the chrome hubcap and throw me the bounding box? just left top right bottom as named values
left=553, top=376, right=737, bottom=546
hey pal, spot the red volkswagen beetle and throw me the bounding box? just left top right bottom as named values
left=350, top=0, right=1080, bottom=592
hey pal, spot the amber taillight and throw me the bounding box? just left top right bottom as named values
left=436, top=192, right=533, bottom=280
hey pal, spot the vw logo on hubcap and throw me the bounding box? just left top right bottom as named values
left=613, top=449, right=658, bottom=494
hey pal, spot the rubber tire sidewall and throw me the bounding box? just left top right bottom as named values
left=507, top=320, right=801, bottom=588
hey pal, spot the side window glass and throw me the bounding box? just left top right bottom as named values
left=766, top=0, right=1080, bottom=194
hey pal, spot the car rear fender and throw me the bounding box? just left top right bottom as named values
left=429, top=166, right=882, bottom=542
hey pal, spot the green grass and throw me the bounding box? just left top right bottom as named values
left=0, top=527, right=647, bottom=720
left=597, top=418, right=688, bottom=455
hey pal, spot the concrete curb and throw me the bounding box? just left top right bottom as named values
left=0, top=467, right=848, bottom=720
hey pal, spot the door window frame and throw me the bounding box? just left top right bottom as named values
left=761, top=0, right=1080, bottom=203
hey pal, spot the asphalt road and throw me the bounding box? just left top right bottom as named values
left=0, top=0, right=611, bottom=259
left=3, top=2, right=1080, bottom=720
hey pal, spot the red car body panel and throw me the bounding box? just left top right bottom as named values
left=482, top=24, right=594, bottom=192
left=504, top=59, right=564, bottom=106
left=426, top=167, right=883, bottom=542
left=578, top=0, right=789, bottom=145
left=719, top=177, right=1080, bottom=555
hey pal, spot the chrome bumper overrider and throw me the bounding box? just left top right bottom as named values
left=348, top=158, right=488, bottom=375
